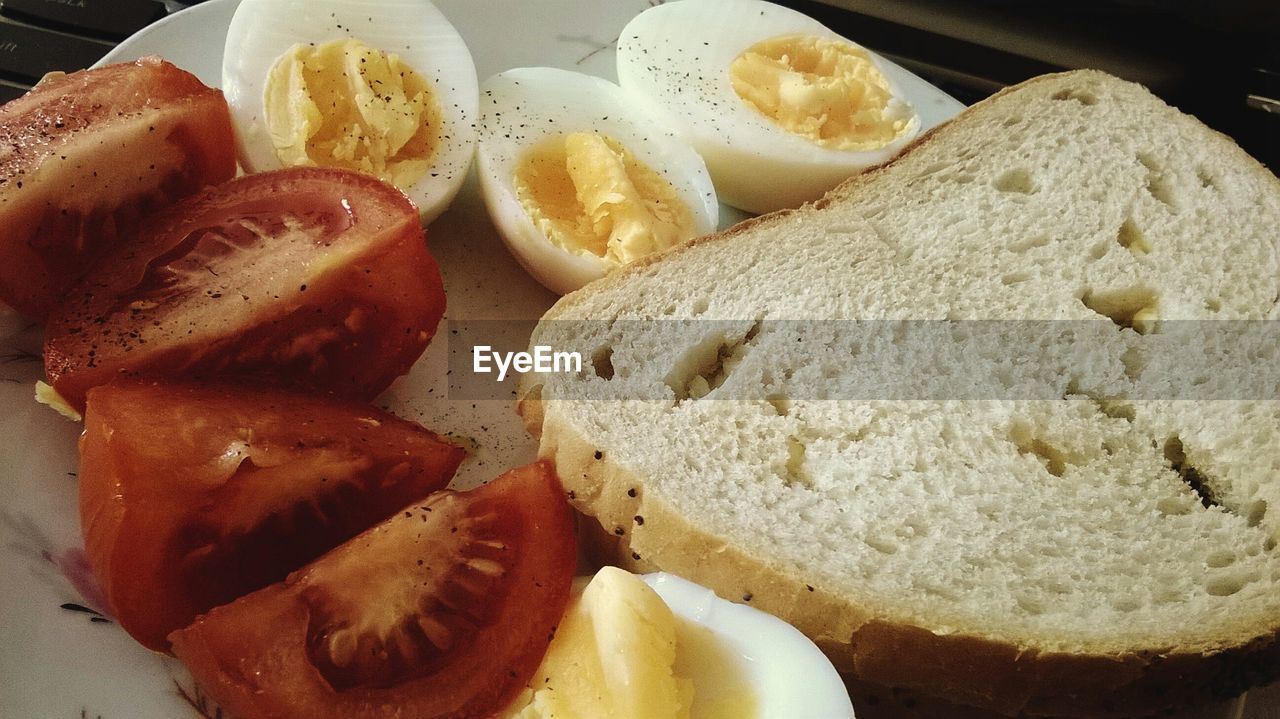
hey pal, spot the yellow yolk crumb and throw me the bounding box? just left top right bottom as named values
left=730, top=34, right=912, bottom=151
left=34, top=380, right=81, bottom=422
left=513, top=132, right=696, bottom=267
left=264, top=39, right=441, bottom=187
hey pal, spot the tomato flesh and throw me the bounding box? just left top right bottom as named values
left=79, top=378, right=466, bottom=652
left=44, top=166, right=446, bottom=411
left=170, top=460, right=576, bottom=719
left=0, top=56, right=236, bottom=320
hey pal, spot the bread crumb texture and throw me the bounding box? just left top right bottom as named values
left=525, top=71, right=1280, bottom=715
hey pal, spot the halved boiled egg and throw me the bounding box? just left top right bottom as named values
left=617, top=0, right=920, bottom=214
left=221, top=0, right=478, bottom=223
left=476, top=67, right=718, bottom=296
left=502, top=566, right=853, bottom=718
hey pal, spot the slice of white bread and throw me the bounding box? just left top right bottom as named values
left=517, top=70, right=1280, bottom=716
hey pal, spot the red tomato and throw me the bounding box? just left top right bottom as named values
left=79, top=379, right=466, bottom=653
left=0, top=56, right=236, bottom=320
left=43, top=166, right=446, bottom=412
left=169, top=460, right=576, bottom=719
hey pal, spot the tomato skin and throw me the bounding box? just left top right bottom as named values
left=169, top=460, right=576, bottom=719
left=79, top=378, right=466, bottom=653
left=44, top=167, right=446, bottom=412
left=0, top=56, right=236, bottom=320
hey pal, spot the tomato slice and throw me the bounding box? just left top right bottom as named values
left=43, top=166, right=446, bottom=412
left=79, top=378, right=466, bottom=653
left=169, top=460, right=576, bottom=719
left=0, top=56, right=237, bottom=320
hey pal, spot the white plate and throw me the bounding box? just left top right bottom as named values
left=2, top=1, right=1268, bottom=718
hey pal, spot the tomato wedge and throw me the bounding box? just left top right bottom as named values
left=170, top=460, right=576, bottom=719
left=0, top=56, right=236, bottom=320
left=79, top=378, right=466, bottom=652
left=44, top=166, right=446, bottom=412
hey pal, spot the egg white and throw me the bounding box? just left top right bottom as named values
left=221, top=0, right=478, bottom=224
left=617, top=0, right=921, bottom=214
left=642, top=572, right=855, bottom=718
left=475, top=67, right=718, bottom=296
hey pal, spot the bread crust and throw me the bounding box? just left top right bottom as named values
left=516, top=70, right=1280, bottom=716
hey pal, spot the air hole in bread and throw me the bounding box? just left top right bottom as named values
left=665, top=320, right=762, bottom=401
left=1245, top=499, right=1268, bottom=528
left=1120, top=345, right=1147, bottom=381
left=1204, top=298, right=1222, bottom=313
left=1079, top=286, right=1159, bottom=334
left=862, top=205, right=887, bottom=222
left=690, top=297, right=709, bottom=316
left=1009, top=234, right=1050, bottom=253
left=591, top=346, right=614, bottom=381
left=1157, top=494, right=1196, bottom=516
left=1001, top=271, right=1032, bottom=285
left=1111, top=597, right=1141, bottom=613
left=974, top=501, right=1001, bottom=522
left=993, top=168, right=1037, bottom=194
left=1197, top=167, right=1216, bottom=188
left=1009, top=419, right=1070, bottom=477
left=864, top=535, right=899, bottom=555
left=1206, top=549, right=1236, bottom=569
left=895, top=520, right=925, bottom=540
left=1137, top=152, right=1179, bottom=209
left=1052, top=87, right=1099, bottom=106
left=1001, top=115, right=1023, bottom=128
left=780, top=436, right=811, bottom=488
left=1163, top=436, right=1218, bottom=510
left=1088, top=240, right=1110, bottom=261
left=1016, top=594, right=1045, bottom=615
left=1096, top=400, right=1135, bottom=422
left=1205, top=571, right=1255, bottom=597
left=766, top=394, right=791, bottom=416
left=1117, top=219, right=1151, bottom=256
left=915, top=161, right=951, bottom=180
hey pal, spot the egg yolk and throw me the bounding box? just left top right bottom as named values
left=730, top=34, right=911, bottom=151
left=513, top=132, right=696, bottom=267
left=264, top=39, right=441, bottom=188
left=501, top=567, right=757, bottom=719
